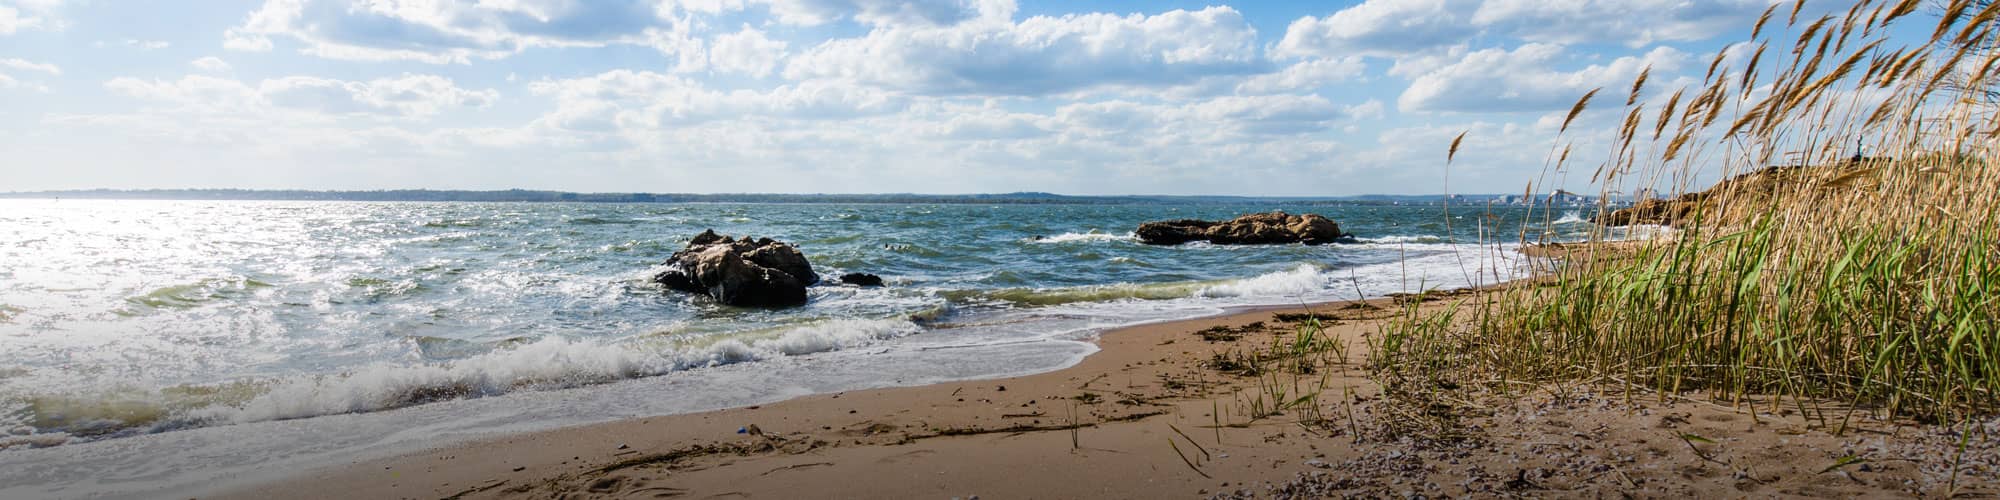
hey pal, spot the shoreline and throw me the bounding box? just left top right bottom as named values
left=213, top=289, right=1993, bottom=498
left=211, top=296, right=1403, bottom=499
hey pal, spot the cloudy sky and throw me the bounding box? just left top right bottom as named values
left=0, top=0, right=1873, bottom=195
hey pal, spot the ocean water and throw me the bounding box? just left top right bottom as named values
left=0, top=200, right=1577, bottom=498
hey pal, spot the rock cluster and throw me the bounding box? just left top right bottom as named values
left=1135, top=211, right=1346, bottom=245
left=654, top=230, right=820, bottom=307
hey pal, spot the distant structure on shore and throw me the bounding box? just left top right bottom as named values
left=1456, top=189, right=1613, bottom=208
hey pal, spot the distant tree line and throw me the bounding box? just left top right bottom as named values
left=0, top=188, right=1550, bottom=206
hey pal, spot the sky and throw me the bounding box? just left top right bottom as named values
left=0, top=0, right=1879, bottom=195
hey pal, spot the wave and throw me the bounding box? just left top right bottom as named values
left=943, top=282, right=1211, bottom=307
left=121, top=277, right=272, bottom=312
left=420, top=219, right=484, bottom=228
left=1030, top=231, right=1135, bottom=244
left=1356, top=235, right=1448, bottom=245
left=567, top=216, right=640, bottom=225
left=1, top=318, right=923, bottom=443
left=944, top=263, right=1354, bottom=307
left=1553, top=211, right=1588, bottom=225
left=1198, top=264, right=1331, bottom=298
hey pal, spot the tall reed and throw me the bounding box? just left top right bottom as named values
left=1408, top=0, right=2000, bottom=422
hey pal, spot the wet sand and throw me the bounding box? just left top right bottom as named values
left=217, top=293, right=1997, bottom=499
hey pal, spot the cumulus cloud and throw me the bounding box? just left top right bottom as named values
left=1399, top=44, right=1688, bottom=113
left=529, top=69, right=901, bottom=133
left=0, top=5, right=31, bottom=35
left=760, top=0, right=1012, bottom=27
left=0, top=0, right=64, bottom=35
left=190, top=57, right=231, bottom=72
left=784, top=6, right=1266, bottom=96
left=10, top=0, right=1833, bottom=194
left=1276, top=0, right=1775, bottom=59
left=1470, top=0, right=1780, bottom=47
left=709, top=25, right=787, bottom=78
left=1236, top=57, right=1365, bottom=94
left=105, top=73, right=498, bottom=118
left=1050, top=94, right=1376, bottom=143
left=926, top=105, right=1049, bottom=140
left=264, top=75, right=499, bottom=117
left=1273, top=0, right=1468, bottom=60
left=218, top=0, right=1015, bottom=64
left=222, top=0, right=686, bottom=63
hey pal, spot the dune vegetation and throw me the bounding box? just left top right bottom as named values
left=1390, top=0, right=2000, bottom=425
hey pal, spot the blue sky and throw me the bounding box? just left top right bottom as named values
left=0, top=0, right=1872, bottom=195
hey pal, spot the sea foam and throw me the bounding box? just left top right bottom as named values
left=158, top=318, right=921, bottom=427
left=1031, top=231, right=1136, bottom=244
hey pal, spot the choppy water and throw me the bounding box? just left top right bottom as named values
left=0, top=200, right=1576, bottom=498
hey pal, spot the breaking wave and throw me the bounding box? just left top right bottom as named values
left=1030, top=231, right=1136, bottom=244
left=1, top=318, right=923, bottom=444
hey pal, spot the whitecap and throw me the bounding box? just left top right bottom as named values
left=1030, top=231, right=1136, bottom=244
left=1197, top=264, right=1332, bottom=298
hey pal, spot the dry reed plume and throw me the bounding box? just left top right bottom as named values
left=1390, top=0, right=2000, bottom=424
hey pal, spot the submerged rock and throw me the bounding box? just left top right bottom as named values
left=654, top=229, right=819, bottom=307
left=1135, top=211, right=1346, bottom=245
left=838, top=272, right=885, bottom=287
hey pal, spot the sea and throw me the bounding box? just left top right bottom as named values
left=0, top=200, right=1589, bottom=498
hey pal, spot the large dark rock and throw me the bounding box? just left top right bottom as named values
left=654, top=229, right=819, bottom=307
left=1135, top=212, right=1346, bottom=246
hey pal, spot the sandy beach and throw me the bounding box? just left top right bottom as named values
left=13, top=1, right=2000, bottom=498
left=216, top=292, right=1998, bottom=499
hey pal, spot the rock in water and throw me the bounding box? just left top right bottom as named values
left=654, top=229, right=819, bottom=307
left=839, top=273, right=885, bottom=287
left=1135, top=211, right=1346, bottom=246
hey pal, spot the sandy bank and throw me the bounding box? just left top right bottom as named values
left=216, top=293, right=1997, bottom=499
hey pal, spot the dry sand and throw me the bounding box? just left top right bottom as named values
left=218, top=294, right=1998, bottom=499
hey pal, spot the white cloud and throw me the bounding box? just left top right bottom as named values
left=784, top=6, right=1266, bottom=96
left=925, top=104, right=1049, bottom=140
left=1276, top=0, right=1775, bottom=60
left=223, top=28, right=273, bottom=52
left=1470, top=0, right=1777, bottom=48
left=1, top=58, right=59, bottom=75
left=1399, top=44, right=1688, bottom=113
left=0, top=0, right=64, bottom=35
left=0, top=57, right=58, bottom=92
left=223, top=0, right=688, bottom=63
left=709, top=25, right=786, bottom=78
left=105, top=73, right=498, bottom=119
left=1274, top=0, right=1467, bottom=60
left=6, top=0, right=1838, bottom=195
left=190, top=57, right=231, bottom=72
left=104, top=75, right=267, bottom=113
left=125, top=39, right=169, bottom=50
left=761, top=0, right=1010, bottom=27
left=1049, top=94, right=1374, bottom=143
left=265, top=74, right=499, bottom=117
left=0, top=6, right=30, bottom=35
left=529, top=69, right=901, bottom=132
left=1236, top=57, right=1365, bottom=94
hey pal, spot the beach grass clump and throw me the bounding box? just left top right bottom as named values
left=1412, top=0, right=2000, bottom=423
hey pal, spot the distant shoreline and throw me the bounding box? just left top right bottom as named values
left=0, top=189, right=1613, bottom=206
